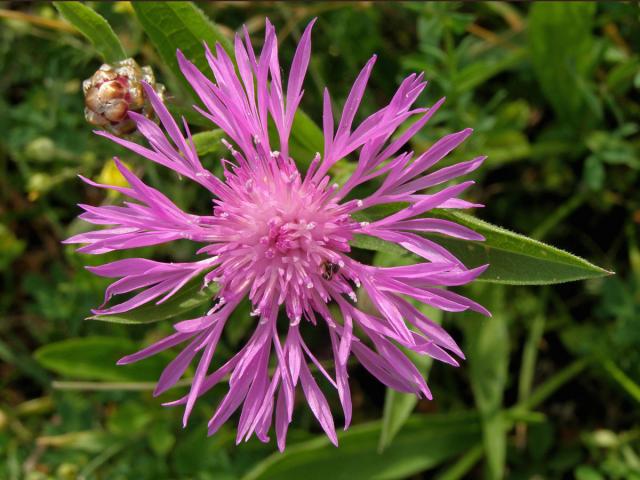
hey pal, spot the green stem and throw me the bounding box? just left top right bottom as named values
left=514, top=358, right=590, bottom=413
left=52, top=358, right=351, bottom=391
left=602, top=358, right=640, bottom=403
left=80, top=442, right=126, bottom=478
left=441, top=358, right=590, bottom=479
left=51, top=380, right=176, bottom=391
left=435, top=444, right=484, bottom=480
left=517, top=307, right=547, bottom=403
left=531, top=192, right=586, bottom=241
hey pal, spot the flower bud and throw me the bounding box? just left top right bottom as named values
left=82, top=58, right=166, bottom=136
left=103, top=99, right=128, bottom=122
left=97, top=80, right=126, bottom=104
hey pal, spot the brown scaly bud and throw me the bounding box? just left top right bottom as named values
left=82, top=58, right=166, bottom=136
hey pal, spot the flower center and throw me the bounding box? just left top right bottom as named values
left=208, top=166, right=357, bottom=320
left=261, top=216, right=313, bottom=258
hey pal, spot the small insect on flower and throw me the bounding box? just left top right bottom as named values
left=320, top=261, right=341, bottom=281
left=83, top=58, right=165, bottom=136
left=66, top=19, right=490, bottom=450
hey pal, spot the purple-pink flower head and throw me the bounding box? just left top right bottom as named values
left=66, top=20, right=490, bottom=449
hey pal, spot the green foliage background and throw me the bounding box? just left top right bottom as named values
left=0, top=2, right=638, bottom=479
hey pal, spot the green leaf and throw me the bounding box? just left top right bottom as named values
left=378, top=351, right=431, bottom=452
left=0, top=223, right=26, bottom=270
left=480, top=414, right=506, bottom=479
left=107, top=401, right=153, bottom=436
left=90, top=280, right=218, bottom=324
left=513, top=358, right=589, bottom=413
left=376, top=247, right=444, bottom=451
left=464, top=286, right=509, bottom=480
left=35, top=336, right=173, bottom=382
left=132, top=2, right=231, bottom=97
left=351, top=233, right=406, bottom=255
left=148, top=421, right=176, bottom=456
left=35, top=430, right=114, bottom=453
left=432, top=210, right=612, bottom=284
left=456, top=49, right=526, bottom=94
left=289, top=110, right=325, bottom=169
left=518, top=308, right=547, bottom=403
left=268, top=108, right=325, bottom=171
left=583, top=155, right=605, bottom=190
left=192, top=129, right=225, bottom=157
left=528, top=2, right=598, bottom=125
left=242, top=413, right=480, bottom=480
left=602, top=359, right=640, bottom=404
left=224, top=298, right=254, bottom=346
left=435, top=444, right=484, bottom=480
left=54, top=2, right=127, bottom=63
left=167, top=104, right=214, bottom=129
left=575, top=466, right=606, bottom=480
left=352, top=206, right=612, bottom=285
left=134, top=1, right=323, bottom=170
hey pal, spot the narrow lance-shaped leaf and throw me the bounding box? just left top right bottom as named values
left=290, top=110, right=325, bottom=169
left=132, top=2, right=231, bottom=99
left=35, top=336, right=176, bottom=382
left=242, top=413, right=481, bottom=480
left=54, top=2, right=127, bottom=63
left=134, top=2, right=324, bottom=166
left=168, top=104, right=217, bottom=129
left=528, top=2, right=598, bottom=125
left=378, top=349, right=433, bottom=453
left=352, top=205, right=612, bottom=285
left=464, top=285, right=509, bottom=480
left=431, top=210, right=612, bottom=285
left=375, top=252, right=444, bottom=452
left=192, top=129, right=225, bottom=156
left=268, top=109, right=325, bottom=170
left=90, top=280, right=218, bottom=325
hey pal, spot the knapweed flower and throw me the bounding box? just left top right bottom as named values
left=66, top=20, right=489, bottom=449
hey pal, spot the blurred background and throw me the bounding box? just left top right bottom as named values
left=0, top=2, right=639, bottom=479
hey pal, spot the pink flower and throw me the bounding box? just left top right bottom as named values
left=66, top=19, right=489, bottom=449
